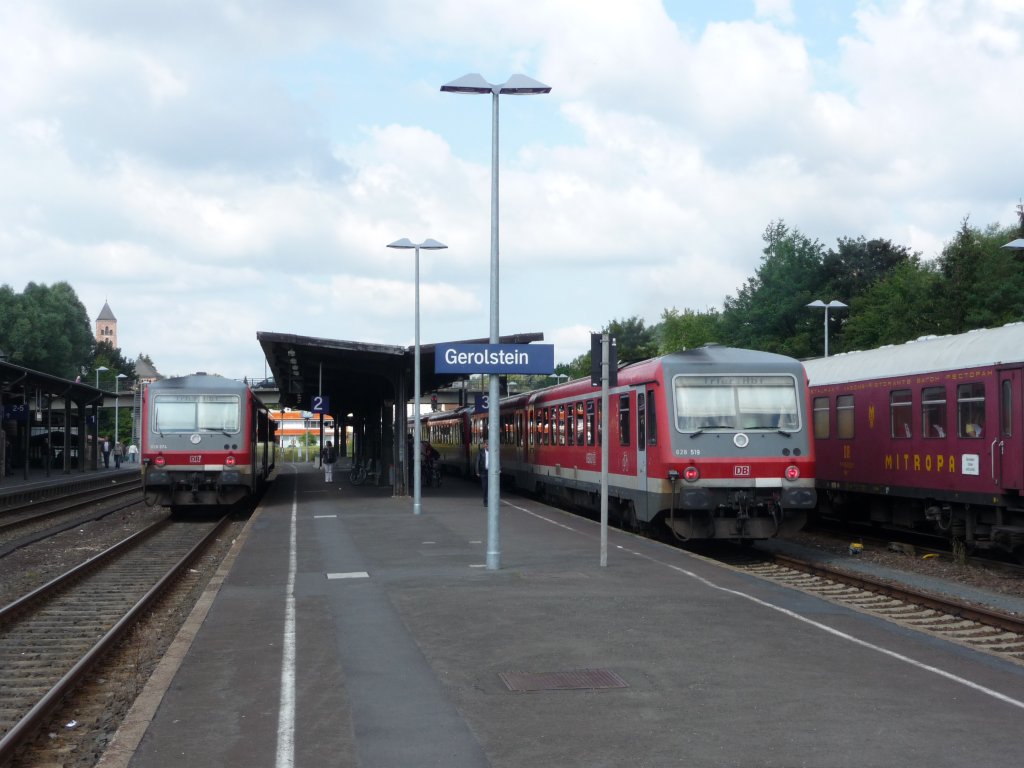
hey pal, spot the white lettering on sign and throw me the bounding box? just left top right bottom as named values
left=444, top=348, right=531, bottom=366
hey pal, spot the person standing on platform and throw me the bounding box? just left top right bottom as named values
left=101, top=437, right=111, bottom=468
left=476, top=439, right=489, bottom=506
left=127, top=443, right=138, bottom=463
left=323, top=440, right=337, bottom=482
left=113, top=441, right=123, bottom=469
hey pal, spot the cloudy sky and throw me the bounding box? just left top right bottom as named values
left=3, top=0, right=1023, bottom=380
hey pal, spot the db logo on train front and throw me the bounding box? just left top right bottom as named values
left=734, top=465, right=751, bottom=476
left=189, top=455, right=203, bottom=464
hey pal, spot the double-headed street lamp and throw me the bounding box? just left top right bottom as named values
left=441, top=73, right=551, bottom=571
left=806, top=300, right=847, bottom=357
left=388, top=238, right=448, bottom=516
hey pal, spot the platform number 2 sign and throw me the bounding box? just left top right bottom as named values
left=311, top=395, right=330, bottom=414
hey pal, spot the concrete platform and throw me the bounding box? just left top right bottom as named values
left=106, top=462, right=1024, bottom=768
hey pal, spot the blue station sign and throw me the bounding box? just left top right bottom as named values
left=435, top=343, right=555, bottom=374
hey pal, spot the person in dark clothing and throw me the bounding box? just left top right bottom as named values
left=322, top=440, right=337, bottom=482
left=476, top=439, right=489, bottom=506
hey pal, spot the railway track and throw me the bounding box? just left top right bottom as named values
left=726, top=550, right=1024, bottom=664
left=0, top=480, right=143, bottom=559
left=0, top=515, right=228, bottom=764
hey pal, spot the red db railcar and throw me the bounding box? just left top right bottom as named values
left=141, top=374, right=276, bottom=509
left=427, top=345, right=815, bottom=542
left=805, top=324, right=1024, bottom=559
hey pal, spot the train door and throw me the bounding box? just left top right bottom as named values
left=997, top=368, right=1024, bottom=490
left=634, top=386, right=649, bottom=521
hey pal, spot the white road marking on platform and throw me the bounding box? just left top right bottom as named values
left=275, top=477, right=298, bottom=768
left=313, top=514, right=338, bottom=519
left=423, top=541, right=436, bottom=544
left=469, top=564, right=486, bottom=568
left=326, top=571, right=369, bottom=579
left=504, top=501, right=577, bottom=531
left=639, top=551, right=1024, bottom=711
left=470, top=540, right=483, bottom=545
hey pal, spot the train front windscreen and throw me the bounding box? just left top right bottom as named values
left=673, top=374, right=800, bottom=432
left=153, top=394, right=241, bottom=434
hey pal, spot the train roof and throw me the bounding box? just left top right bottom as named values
left=147, top=374, right=251, bottom=394
left=803, top=323, right=1024, bottom=386
left=662, top=344, right=803, bottom=369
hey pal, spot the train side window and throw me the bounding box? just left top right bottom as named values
left=558, top=404, right=566, bottom=446
left=541, top=407, right=550, bottom=445
left=567, top=405, right=575, bottom=446
left=619, top=394, right=631, bottom=446
left=921, top=387, right=947, bottom=438
left=813, top=397, right=830, bottom=439
left=637, top=392, right=646, bottom=452
left=890, top=389, right=912, bottom=439
left=1002, top=380, right=1012, bottom=437
left=576, top=401, right=585, bottom=446
left=836, top=394, right=855, bottom=439
left=647, top=389, right=658, bottom=446
left=586, top=400, right=595, bottom=446
left=958, top=383, right=985, bottom=438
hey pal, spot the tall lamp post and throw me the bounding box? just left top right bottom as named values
left=387, top=237, right=448, bottom=516
left=806, top=300, right=847, bottom=357
left=95, top=365, right=108, bottom=389
left=114, top=373, right=128, bottom=450
left=442, top=72, right=551, bottom=570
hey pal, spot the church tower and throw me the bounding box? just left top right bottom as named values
left=95, top=301, right=118, bottom=348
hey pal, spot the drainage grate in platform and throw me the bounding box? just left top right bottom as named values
left=499, top=668, right=629, bottom=692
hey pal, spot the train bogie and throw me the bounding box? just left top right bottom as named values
left=140, top=374, right=276, bottom=510
left=805, top=323, right=1024, bottom=559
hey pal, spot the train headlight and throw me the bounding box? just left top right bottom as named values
left=683, top=465, right=700, bottom=482
left=225, top=454, right=237, bottom=467
left=784, top=465, right=801, bottom=481
left=154, top=455, right=166, bottom=468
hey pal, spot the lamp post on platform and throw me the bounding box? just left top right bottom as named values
left=95, top=366, right=108, bottom=389
left=806, top=300, right=847, bottom=357
left=388, top=238, right=448, bottom=516
left=441, top=73, right=551, bottom=570
left=114, top=373, right=128, bottom=451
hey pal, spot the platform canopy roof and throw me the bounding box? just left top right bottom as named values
left=0, top=360, right=108, bottom=406
left=257, top=331, right=544, bottom=418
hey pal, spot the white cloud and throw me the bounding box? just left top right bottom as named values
left=2, top=0, right=1023, bottom=380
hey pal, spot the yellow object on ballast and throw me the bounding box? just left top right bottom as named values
left=848, top=542, right=864, bottom=555
left=921, top=553, right=939, bottom=560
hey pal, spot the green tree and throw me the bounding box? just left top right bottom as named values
left=821, top=237, right=916, bottom=304
left=0, top=282, right=93, bottom=377
left=720, top=220, right=827, bottom=358
left=659, top=307, right=722, bottom=353
left=840, top=259, right=944, bottom=350
left=606, top=316, right=659, bottom=363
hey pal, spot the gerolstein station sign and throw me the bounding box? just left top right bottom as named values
left=435, top=343, right=555, bottom=375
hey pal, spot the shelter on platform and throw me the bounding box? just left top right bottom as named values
left=257, top=331, right=544, bottom=495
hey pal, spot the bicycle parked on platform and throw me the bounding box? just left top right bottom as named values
left=349, top=457, right=382, bottom=486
